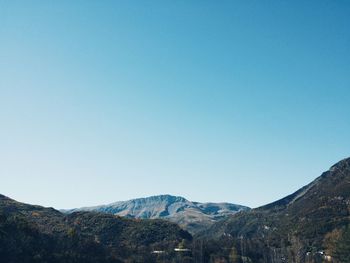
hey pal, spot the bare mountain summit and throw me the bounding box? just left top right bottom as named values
left=66, top=195, right=249, bottom=234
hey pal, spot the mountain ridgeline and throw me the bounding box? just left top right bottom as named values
left=66, top=195, right=249, bottom=234
left=0, top=157, right=350, bottom=262
left=198, top=157, right=350, bottom=262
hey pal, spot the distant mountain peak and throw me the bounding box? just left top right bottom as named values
left=66, top=194, right=249, bottom=234
left=120, top=194, right=189, bottom=203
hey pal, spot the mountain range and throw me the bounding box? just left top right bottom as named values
left=65, top=195, right=249, bottom=234
left=1, top=157, right=349, bottom=262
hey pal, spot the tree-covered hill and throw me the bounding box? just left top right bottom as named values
left=0, top=194, right=192, bottom=263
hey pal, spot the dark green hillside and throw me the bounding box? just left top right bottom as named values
left=66, top=211, right=192, bottom=261
left=0, top=194, right=192, bottom=263
left=198, top=158, right=350, bottom=263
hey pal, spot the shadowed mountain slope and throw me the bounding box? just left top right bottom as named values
left=200, top=157, right=350, bottom=263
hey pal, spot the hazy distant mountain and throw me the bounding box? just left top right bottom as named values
left=200, top=157, right=350, bottom=263
left=66, top=195, right=250, bottom=234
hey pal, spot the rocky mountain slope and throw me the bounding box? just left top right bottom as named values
left=66, top=195, right=249, bottom=234
left=199, top=157, right=350, bottom=263
left=0, top=194, right=192, bottom=263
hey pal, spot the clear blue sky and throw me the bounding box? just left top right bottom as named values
left=0, top=1, right=349, bottom=209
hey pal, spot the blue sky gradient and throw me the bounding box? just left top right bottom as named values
left=1, top=1, right=349, bottom=208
